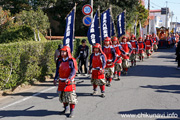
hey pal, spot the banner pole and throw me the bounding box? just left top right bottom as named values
left=98, top=5, right=102, bottom=46
left=109, top=5, right=112, bottom=37
left=139, top=20, right=142, bottom=37
left=110, top=5, right=116, bottom=37
left=124, top=9, right=126, bottom=36
left=134, top=14, right=138, bottom=37
left=72, top=3, right=77, bottom=54
left=65, top=3, right=78, bottom=20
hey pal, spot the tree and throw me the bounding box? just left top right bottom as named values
left=48, top=0, right=148, bottom=36
left=0, top=7, right=13, bottom=35
left=136, top=2, right=149, bottom=37
left=0, top=0, right=31, bottom=15
left=16, top=8, right=50, bottom=41
left=0, top=0, right=57, bottom=15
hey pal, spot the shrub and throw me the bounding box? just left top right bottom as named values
left=0, top=40, right=62, bottom=90
left=0, top=37, right=91, bottom=90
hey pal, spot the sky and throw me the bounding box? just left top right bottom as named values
left=145, top=0, right=180, bottom=22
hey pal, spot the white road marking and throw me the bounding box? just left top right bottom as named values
left=0, top=86, right=56, bottom=110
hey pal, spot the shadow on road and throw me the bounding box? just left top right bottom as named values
left=155, top=47, right=176, bottom=53
left=140, top=85, right=180, bottom=94
left=151, top=47, right=176, bottom=59
left=155, top=55, right=176, bottom=59
left=4, top=92, right=58, bottom=99
left=76, top=92, right=93, bottom=97
left=0, top=109, right=60, bottom=119
left=118, top=109, right=180, bottom=120
left=76, top=83, right=92, bottom=87
left=128, top=65, right=180, bottom=78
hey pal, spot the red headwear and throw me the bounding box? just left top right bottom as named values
left=131, top=34, right=136, bottom=40
left=104, top=37, right=111, bottom=41
left=112, top=37, right=118, bottom=41
left=149, top=34, right=152, bottom=38
left=60, top=46, right=78, bottom=71
left=112, top=36, right=119, bottom=44
left=93, top=43, right=107, bottom=62
left=93, top=43, right=103, bottom=53
left=61, top=46, right=72, bottom=58
left=138, top=37, right=143, bottom=41
left=121, top=36, right=127, bottom=42
left=146, top=35, right=150, bottom=39
left=122, top=36, right=127, bottom=39
left=104, top=37, right=112, bottom=45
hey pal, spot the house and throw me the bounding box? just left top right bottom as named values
left=143, top=8, right=173, bottom=34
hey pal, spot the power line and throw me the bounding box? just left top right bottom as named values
left=151, top=2, right=162, bottom=8
left=163, top=2, right=166, bottom=7
left=168, top=1, right=180, bottom=4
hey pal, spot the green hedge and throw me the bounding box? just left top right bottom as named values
left=0, top=25, right=47, bottom=44
left=0, top=37, right=91, bottom=90
left=0, top=40, right=62, bottom=90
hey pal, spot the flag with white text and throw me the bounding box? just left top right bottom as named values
left=87, top=11, right=100, bottom=45
left=63, top=7, right=75, bottom=53
left=117, top=11, right=125, bottom=38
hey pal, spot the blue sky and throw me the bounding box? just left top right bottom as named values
left=145, top=0, right=180, bottom=22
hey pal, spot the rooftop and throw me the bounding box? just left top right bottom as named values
left=150, top=10, right=161, bottom=13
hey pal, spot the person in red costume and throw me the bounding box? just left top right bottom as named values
left=138, top=37, right=146, bottom=61
left=103, top=37, right=116, bottom=87
left=152, top=33, right=159, bottom=51
left=175, top=32, right=179, bottom=47
left=89, top=43, right=107, bottom=97
left=112, top=37, right=125, bottom=80
left=120, top=36, right=132, bottom=75
left=129, top=34, right=139, bottom=66
left=149, top=34, right=154, bottom=53
left=144, top=35, right=153, bottom=58
left=54, top=46, right=78, bottom=118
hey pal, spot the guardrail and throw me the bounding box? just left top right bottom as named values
left=45, top=36, right=86, bottom=40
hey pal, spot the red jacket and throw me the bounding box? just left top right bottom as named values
left=138, top=41, right=146, bottom=54
left=121, top=42, right=132, bottom=59
left=103, top=45, right=116, bottom=68
left=145, top=39, right=152, bottom=50
left=90, top=53, right=106, bottom=79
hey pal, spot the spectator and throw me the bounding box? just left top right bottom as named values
left=76, top=39, right=89, bottom=75
left=54, top=44, right=63, bottom=63
left=176, top=41, right=180, bottom=69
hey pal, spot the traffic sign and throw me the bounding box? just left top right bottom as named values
left=82, top=4, right=92, bottom=15
left=83, top=16, right=92, bottom=26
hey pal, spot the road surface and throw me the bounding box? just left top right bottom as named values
left=0, top=48, right=180, bottom=120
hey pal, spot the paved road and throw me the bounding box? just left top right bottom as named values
left=0, top=48, right=180, bottom=120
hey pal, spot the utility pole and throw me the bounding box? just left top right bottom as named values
left=90, top=0, right=93, bottom=18
left=170, top=11, right=174, bottom=32
left=147, top=0, right=150, bottom=34
left=175, top=16, right=177, bottom=33
left=165, top=1, right=168, bottom=28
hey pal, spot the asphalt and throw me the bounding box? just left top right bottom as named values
left=0, top=47, right=180, bottom=120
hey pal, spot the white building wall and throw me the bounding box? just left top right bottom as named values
left=143, top=10, right=171, bottom=35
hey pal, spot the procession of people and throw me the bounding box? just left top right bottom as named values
left=52, top=3, right=180, bottom=118
left=53, top=32, right=179, bottom=118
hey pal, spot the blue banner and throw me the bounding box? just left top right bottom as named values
left=111, top=16, right=115, bottom=36
left=117, top=11, right=125, bottom=38
left=101, top=9, right=111, bottom=40
left=63, top=9, right=75, bottom=53
left=87, top=11, right=100, bottom=45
